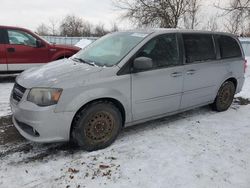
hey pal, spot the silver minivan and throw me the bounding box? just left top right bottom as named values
left=10, top=29, right=246, bottom=151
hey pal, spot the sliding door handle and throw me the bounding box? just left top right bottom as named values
left=186, top=70, right=196, bottom=75
left=171, top=72, right=182, bottom=77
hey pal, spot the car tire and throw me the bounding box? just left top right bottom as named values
left=71, top=101, right=122, bottom=151
left=211, top=81, right=236, bottom=112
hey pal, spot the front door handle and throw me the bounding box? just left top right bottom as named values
left=171, top=72, right=182, bottom=77
left=186, top=70, right=196, bottom=75
left=7, top=48, right=15, bottom=53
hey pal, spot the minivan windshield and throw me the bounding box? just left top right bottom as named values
left=72, top=32, right=150, bottom=67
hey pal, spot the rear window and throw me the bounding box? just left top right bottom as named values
left=218, top=35, right=242, bottom=59
left=183, top=34, right=216, bottom=63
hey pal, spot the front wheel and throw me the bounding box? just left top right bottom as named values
left=211, top=81, right=236, bottom=112
left=71, top=101, right=122, bottom=151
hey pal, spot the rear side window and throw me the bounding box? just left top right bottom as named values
left=183, top=34, right=216, bottom=63
left=0, top=29, right=7, bottom=44
left=7, top=30, right=37, bottom=47
left=218, top=35, right=242, bottom=59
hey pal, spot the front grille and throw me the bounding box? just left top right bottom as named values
left=12, top=83, right=26, bottom=102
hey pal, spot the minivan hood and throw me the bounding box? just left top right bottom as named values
left=17, top=59, right=103, bottom=88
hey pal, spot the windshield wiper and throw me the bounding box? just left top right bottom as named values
left=72, top=57, right=95, bottom=66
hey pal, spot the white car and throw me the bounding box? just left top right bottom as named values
left=239, top=37, right=250, bottom=64
left=74, top=38, right=96, bottom=49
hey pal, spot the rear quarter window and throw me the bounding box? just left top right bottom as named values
left=218, top=35, right=242, bottom=59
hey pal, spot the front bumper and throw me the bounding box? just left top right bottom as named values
left=10, top=96, right=75, bottom=143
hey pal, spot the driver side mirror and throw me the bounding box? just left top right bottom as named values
left=36, top=40, right=44, bottom=48
left=133, top=57, right=153, bottom=72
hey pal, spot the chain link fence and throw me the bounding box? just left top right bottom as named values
left=41, top=36, right=98, bottom=46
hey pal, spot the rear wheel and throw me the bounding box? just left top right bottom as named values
left=211, top=81, right=235, bottom=112
left=71, top=101, right=122, bottom=151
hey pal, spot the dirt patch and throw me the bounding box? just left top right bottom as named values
left=15, top=143, right=79, bottom=164
left=0, top=143, right=33, bottom=158
left=0, top=115, right=12, bottom=127
left=0, top=115, right=24, bottom=145
left=234, top=97, right=250, bottom=105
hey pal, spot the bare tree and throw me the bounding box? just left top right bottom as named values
left=183, top=0, right=200, bottom=29
left=221, top=0, right=250, bottom=12
left=113, top=0, right=189, bottom=28
left=36, top=23, right=50, bottom=35
left=60, top=15, right=84, bottom=37
left=216, top=0, right=250, bottom=35
left=246, top=21, right=250, bottom=36
left=110, top=22, right=119, bottom=32
left=224, top=11, right=243, bottom=34
left=48, top=18, right=59, bottom=36
left=82, top=21, right=93, bottom=37
left=94, top=23, right=108, bottom=37
left=202, top=15, right=219, bottom=31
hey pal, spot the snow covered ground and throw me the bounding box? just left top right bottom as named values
left=0, top=82, right=13, bottom=117
left=0, top=70, right=250, bottom=188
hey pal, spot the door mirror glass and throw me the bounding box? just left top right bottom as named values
left=133, top=57, right=153, bottom=71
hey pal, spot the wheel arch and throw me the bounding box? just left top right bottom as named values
left=52, top=51, right=74, bottom=61
left=217, top=77, right=238, bottom=94
left=211, top=77, right=237, bottom=111
left=213, top=77, right=238, bottom=102
left=55, top=53, right=72, bottom=60
left=70, top=97, right=126, bottom=138
left=56, top=56, right=70, bottom=60
left=225, top=77, right=238, bottom=89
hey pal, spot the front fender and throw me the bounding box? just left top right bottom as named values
left=55, top=87, right=132, bottom=123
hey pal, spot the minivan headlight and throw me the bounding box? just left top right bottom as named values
left=27, top=88, right=63, bottom=107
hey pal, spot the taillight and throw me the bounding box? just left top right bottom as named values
left=244, top=59, right=247, bottom=73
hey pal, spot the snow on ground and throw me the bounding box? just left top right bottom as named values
left=0, top=82, right=13, bottom=117
left=0, top=70, right=250, bottom=188
left=236, top=68, right=250, bottom=99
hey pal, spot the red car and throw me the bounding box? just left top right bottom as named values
left=0, top=25, right=80, bottom=73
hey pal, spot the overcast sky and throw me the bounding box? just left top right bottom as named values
left=0, top=0, right=126, bottom=31
left=0, top=0, right=224, bottom=32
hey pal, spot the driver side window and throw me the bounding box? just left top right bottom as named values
left=7, top=30, right=37, bottom=47
left=137, top=34, right=180, bottom=68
